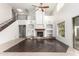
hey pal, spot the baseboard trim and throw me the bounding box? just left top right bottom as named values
left=0, top=38, right=25, bottom=52
left=55, top=39, right=69, bottom=47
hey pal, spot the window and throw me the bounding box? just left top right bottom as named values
left=58, top=22, right=65, bottom=37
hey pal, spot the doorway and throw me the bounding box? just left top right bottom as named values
left=19, top=25, right=26, bottom=38
left=73, top=16, right=79, bottom=50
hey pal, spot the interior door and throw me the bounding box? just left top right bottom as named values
left=19, top=25, right=26, bottom=38
left=73, top=16, right=79, bottom=50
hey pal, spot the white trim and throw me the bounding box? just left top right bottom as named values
left=75, top=26, right=79, bottom=37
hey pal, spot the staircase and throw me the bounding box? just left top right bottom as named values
left=0, top=17, right=16, bottom=31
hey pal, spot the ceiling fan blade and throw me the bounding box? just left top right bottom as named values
left=32, top=3, right=49, bottom=12
left=32, top=5, right=38, bottom=7
left=39, top=6, right=49, bottom=8
left=33, top=9, right=39, bottom=12
left=43, top=6, right=49, bottom=8
left=35, top=9, right=39, bottom=11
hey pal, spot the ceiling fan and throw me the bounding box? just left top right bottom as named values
left=32, top=3, right=49, bottom=12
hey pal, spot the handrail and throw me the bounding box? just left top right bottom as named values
left=0, top=17, right=16, bottom=31
left=0, top=18, right=12, bottom=27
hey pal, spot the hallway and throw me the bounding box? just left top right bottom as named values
left=5, top=39, right=68, bottom=52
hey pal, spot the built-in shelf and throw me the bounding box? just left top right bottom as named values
left=28, top=24, right=34, bottom=29
left=46, top=24, right=53, bottom=37
left=46, top=24, right=53, bottom=29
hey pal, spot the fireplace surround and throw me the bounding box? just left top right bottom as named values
left=35, top=29, right=45, bottom=37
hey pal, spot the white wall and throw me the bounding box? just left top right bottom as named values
left=53, top=3, right=79, bottom=47
left=35, top=10, right=54, bottom=37
left=0, top=4, right=12, bottom=24
left=35, top=10, right=44, bottom=24
left=17, top=20, right=35, bottom=37
left=0, top=21, right=19, bottom=44
left=17, top=15, right=54, bottom=37
left=0, top=4, right=19, bottom=44
left=44, top=16, right=55, bottom=37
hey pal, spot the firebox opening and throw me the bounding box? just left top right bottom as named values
left=37, top=32, right=43, bottom=37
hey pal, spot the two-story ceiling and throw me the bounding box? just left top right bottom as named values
left=9, top=3, right=57, bottom=16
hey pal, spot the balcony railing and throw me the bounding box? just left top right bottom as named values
left=0, top=17, right=16, bottom=31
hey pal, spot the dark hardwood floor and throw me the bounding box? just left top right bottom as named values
left=4, top=39, right=68, bottom=52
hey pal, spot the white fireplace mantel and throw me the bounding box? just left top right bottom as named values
left=35, top=24, right=45, bottom=29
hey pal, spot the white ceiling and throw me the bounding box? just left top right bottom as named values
left=9, top=3, right=57, bottom=15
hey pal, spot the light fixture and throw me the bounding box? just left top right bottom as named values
left=17, top=9, right=23, bottom=12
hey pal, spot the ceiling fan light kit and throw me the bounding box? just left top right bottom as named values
left=32, top=3, right=49, bottom=12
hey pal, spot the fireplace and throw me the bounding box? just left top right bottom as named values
left=37, top=32, right=43, bottom=37
left=35, top=29, right=45, bottom=37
